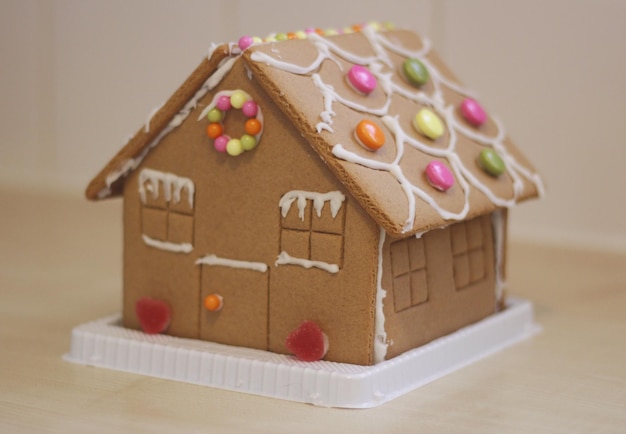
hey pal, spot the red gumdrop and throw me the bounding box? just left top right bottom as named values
left=285, top=320, right=329, bottom=362
left=135, top=297, right=171, bottom=334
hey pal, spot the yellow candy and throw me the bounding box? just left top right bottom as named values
left=252, top=36, right=263, bottom=44
left=226, top=138, right=244, bottom=156
left=367, top=21, right=381, bottom=31
left=295, top=30, right=307, bottom=40
left=230, top=91, right=248, bottom=109
left=413, top=108, right=444, bottom=140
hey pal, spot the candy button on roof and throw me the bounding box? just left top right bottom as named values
left=478, top=148, right=505, bottom=177
left=347, top=65, right=377, bottom=95
left=402, top=58, right=429, bottom=87
left=238, top=35, right=254, bottom=51
left=425, top=160, right=454, bottom=191
left=413, top=108, right=444, bottom=140
left=355, top=119, right=385, bottom=151
left=460, top=98, right=487, bottom=127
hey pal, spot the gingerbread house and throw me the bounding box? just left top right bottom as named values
left=86, top=25, right=542, bottom=366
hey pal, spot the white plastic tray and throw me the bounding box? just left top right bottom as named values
left=64, top=297, right=538, bottom=408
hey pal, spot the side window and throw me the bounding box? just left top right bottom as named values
left=277, top=190, right=346, bottom=272
left=389, top=236, right=428, bottom=312
left=450, top=216, right=487, bottom=290
left=138, top=168, right=195, bottom=253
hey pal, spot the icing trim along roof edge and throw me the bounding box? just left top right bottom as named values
left=86, top=23, right=543, bottom=236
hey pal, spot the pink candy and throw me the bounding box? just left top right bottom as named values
left=216, top=95, right=231, bottom=111
left=347, top=65, right=377, bottom=95
left=425, top=161, right=454, bottom=191
left=214, top=135, right=229, bottom=153
left=238, top=35, right=254, bottom=51
left=460, top=98, right=487, bottom=127
left=242, top=100, right=258, bottom=117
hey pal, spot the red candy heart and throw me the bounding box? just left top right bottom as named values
left=285, top=320, right=329, bottom=362
left=135, top=297, right=171, bottom=334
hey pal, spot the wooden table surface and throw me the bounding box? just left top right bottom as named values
left=1, top=187, right=625, bottom=433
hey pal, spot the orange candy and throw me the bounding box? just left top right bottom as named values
left=355, top=119, right=385, bottom=151
left=245, top=118, right=262, bottom=135
left=206, top=123, right=223, bottom=139
left=204, top=294, right=223, bottom=312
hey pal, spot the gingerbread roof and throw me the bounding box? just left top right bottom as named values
left=86, top=25, right=543, bottom=237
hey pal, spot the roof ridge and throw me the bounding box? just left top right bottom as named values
left=85, top=44, right=234, bottom=200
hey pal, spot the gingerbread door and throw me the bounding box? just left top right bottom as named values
left=198, top=262, right=269, bottom=350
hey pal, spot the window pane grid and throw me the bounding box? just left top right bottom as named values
left=452, top=217, right=487, bottom=290
left=390, top=237, right=428, bottom=312
left=279, top=198, right=345, bottom=267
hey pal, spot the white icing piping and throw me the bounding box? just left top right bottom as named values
left=142, top=234, right=193, bottom=254
left=491, top=209, right=506, bottom=307
left=250, top=44, right=328, bottom=74
left=99, top=54, right=240, bottom=197
left=138, top=168, right=195, bottom=208
left=249, top=25, right=544, bottom=233
left=196, top=254, right=268, bottom=273
left=275, top=251, right=339, bottom=274
left=279, top=190, right=345, bottom=220
left=145, top=102, right=165, bottom=133
left=373, top=227, right=388, bottom=364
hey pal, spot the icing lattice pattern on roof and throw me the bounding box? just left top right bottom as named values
left=248, top=26, right=543, bottom=234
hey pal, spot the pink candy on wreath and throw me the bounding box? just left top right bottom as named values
left=214, top=135, right=230, bottom=153
left=242, top=100, right=258, bottom=117
left=425, top=160, right=454, bottom=191
left=216, top=95, right=232, bottom=111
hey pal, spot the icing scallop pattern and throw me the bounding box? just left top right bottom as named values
left=250, top=26, right=544, bottom=233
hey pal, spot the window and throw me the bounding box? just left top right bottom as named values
left=277, top=190, right=346, bottom=273
left=389, top=236, right=428, bottom=312
left=138, top=168, right=195, bottom=253
left=450, top=216, right=487, bottom=290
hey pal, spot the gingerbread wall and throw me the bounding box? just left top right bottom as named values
left=380, top=213, right=497, bottom=360
left=122, top=57, right=380, bottom=365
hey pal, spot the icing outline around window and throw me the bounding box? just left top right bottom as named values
left=277, top=190, right=346, bottom=273
left=138, top=168, right=195, bottom=253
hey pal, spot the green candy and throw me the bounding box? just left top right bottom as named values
left=478, top=149, right=505, bottom=177
left=241, top=134, right=257, bottom=151
left=207, top=108, right=223, bottom=123
left=402, top=58, right=429, bottom=87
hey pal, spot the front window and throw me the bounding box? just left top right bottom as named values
left=138, top=168, right=195, bottom=253
left=277, top=190, right=346, bottom=273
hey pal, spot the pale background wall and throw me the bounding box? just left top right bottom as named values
left=1, top=0, right=625, bottom=252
